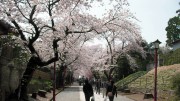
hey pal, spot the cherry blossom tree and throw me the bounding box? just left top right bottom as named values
left=53, top=33, right=91, bottom=88
left=0, top=0, right=101, bottom=100
left=98, top=27, right=146, bottom=80
left=76, top=6, right=146, bottom=81
left=70, top=44, right=108, bottom=80
left=70, top=45, right=95, bottom=78
left=0, top=0, right=146, bottom=100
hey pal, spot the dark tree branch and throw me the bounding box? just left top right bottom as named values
left=28, top=5, right=40, bottom=44
left=50, top=0, right=60, bottom=6
left=66, top=27, right=94, bottom=34
left=70, top=0, right=80, bottom=16
left=36, top=38, right=61, bottom=66
left=39, top=25, right=57, bottom=32
left=6, top=13, right=26, bottom=41
left=67, top=56, right=79, bottom=66
left=109, top=67, right=115, bottom=78
left=47, top=4, right=55, bottom=28
left=53, top=38, right=61, bottom=50
left=108, top=22, right=133, bottom=33
left=30, top=5, right=37, bottom=20
left=104, top=70, right=109, bottom=80
left=103, top=17, right=117, bottom=26
left=23, top=30, right=34, bottom=35
left=105, top=36, right=113, bottom=64
left=48, top=0, right=61, bottom=28
left=26, top=0, right=32, bottom=7
left=14, top=0, right=29, bottom=20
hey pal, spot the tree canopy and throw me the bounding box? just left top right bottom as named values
left=165, top=16, right=180, bottom=46
left=0, top=0, right=147, bottom=84
left=0, top=0, right=145, bottom=75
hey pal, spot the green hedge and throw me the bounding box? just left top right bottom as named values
left=160, top=48, right=180, bottom=66
left=28, top=78, right=52, bottom=93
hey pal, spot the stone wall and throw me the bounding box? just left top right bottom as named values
left=0, top=46, right=26, bottom=101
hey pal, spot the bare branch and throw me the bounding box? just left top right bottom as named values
left=37, top=38, right=61, bottom=66
left=49, top=0, right=60, bottom=6
left=26, top=0, right=32, bottom=7
left=29, top=5, right=37, bottom=20
left=23, top=30, right=34, bottom=35
left=6, top=13, right=26, bottom=41
left=47, top=0, right=61, bottom=29
left=28, top=5, right=40, bottom=44
left=70, top=0, right=80, bottom=16
left=67, top=27, right=94, bottom=34
left=108, top=22, right=133, bottom=33
left=14, top=0, right=29, bottom=20
left=103, top=17, right=117, bottom=26
left=39, top=25, right=57, bottom=32
left=67, top=56, right=79, bottom=66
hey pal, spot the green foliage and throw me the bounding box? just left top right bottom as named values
left=100, top=74, right=108, bottom=81
left=44, top=80, right=52, bottom=89
left=165, top=16, right=180, bottom=46
left=130, top=51, right=152, bottom=71
left=115, top=71, right=147, bottom=90
left=129, top=41, right=154, bottom=71
left=29, top=78, right=52, bottom=91
left=30, top=78, right=41, bottom=85
left=115, top=55, right=133, bottom=80
left=92, top=70, right=100, bottom=79
left=13, top=47, right=30, bottom=65
left=160, top=48, right=180, bottom=66
left=114, top=41, right=154, bottom=82
left=0, top=35, right=30, bottom=65
left=171, top=73, right=180, bottom=100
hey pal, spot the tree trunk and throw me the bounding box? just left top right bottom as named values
left=56, top=65, right=67, bottom=88
left=7, top=53, right=59, bottom=100
left=7, top=56, right=38, bottom=101
left=56, top=68, right=63, bottom=88
left=104, top=67, right=115, bottom=81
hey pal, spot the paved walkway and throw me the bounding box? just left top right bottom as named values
left=56, top=82, right=134, bottom=101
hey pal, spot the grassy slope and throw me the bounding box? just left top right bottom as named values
left=116, top=64, right=180, bottom=92
left=127, top=64, right=180, bottom=91
left=115, top=71, right=147, bottom=90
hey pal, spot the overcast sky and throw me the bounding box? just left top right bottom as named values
left=128, top=0, right=179, bottom=45
left=86, top=1, right=179, bottom=46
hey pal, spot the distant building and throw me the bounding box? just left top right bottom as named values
left=172, top=39, right=180, bottom=51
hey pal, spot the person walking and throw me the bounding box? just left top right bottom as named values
left=102, top=81, right=108, bottom=98
left=106, top=80, right=117, bottom=101
left=83, top=79, right=94, bottom=101
left=96, top=79, right=101, bottom=94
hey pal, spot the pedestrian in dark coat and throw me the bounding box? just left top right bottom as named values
left=83, top=79, right=94, bottom=101
left=106, top=80, right=117, bottom=101
left=96, top=79, right=101, bottom=94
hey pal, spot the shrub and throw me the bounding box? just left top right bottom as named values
left=160, top=48, right=180, bottom=66
left=171, top=73, right=180, bottom=100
